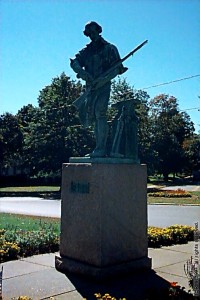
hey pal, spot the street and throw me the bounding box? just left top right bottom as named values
left=0, top=197, right=61, bottom=218
left=1, top=196, right=199, bottom=227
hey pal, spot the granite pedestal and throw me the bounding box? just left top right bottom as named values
left=55, top=159, right=151, bottom=279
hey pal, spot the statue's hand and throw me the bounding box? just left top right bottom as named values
left=94, top=67, right=123, bottom=89
left=93, top=75, right=109, bottom=90
left=77, top=70, right=93, bottom=83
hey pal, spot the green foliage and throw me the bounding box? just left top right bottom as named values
left=0, top=233, right=20, bottom=261
left=148, top=191, right=200, bottom=205
left=15, top=73, right=94, bottom=179
left=0, top=186, right=60, bottom=192
left=0, top=112, right=23, bottom=168
left=184, top=256, right=200, bottom=291
left=183, top=135, right=200, bottom=174
left=110, top=80, right=196, bottom=178
left=110, top=78, right=157, bottom=173
left=0, top=214, right=195, bottom=264
left=1, top=75, right=198, bottom=182
left=110, top=77, right=135, bottom=104
left=38, top=72, right=82, bottom=108
left=0, top=213, right=60, bottom=232
left=148, top=189, right=192, bottom=198
left=21, top=106, right=74, bottom=177
left=65, top=125, right=95, bottom=157
left=148, top=225, right=194, bottom=248
left=148, top=94, right=195, bottom=180
left=0, top=216, right=60, bottom=262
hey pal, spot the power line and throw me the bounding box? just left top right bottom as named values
left=180, top=107, right=200, bottom=112
left=41, top=103, right=200, bottom=114
left=37, top=74, right=200, bottom=113
left=142, top=74, right=200, bottom=90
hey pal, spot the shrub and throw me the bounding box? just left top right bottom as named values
left=0, top=222, right=59, bottom=263
left=0, top=241, right=20, bottom=261
left=0, top=223, right=195, bottom=262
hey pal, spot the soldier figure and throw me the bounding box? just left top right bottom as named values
left=70, top=21, right=127, bottom=157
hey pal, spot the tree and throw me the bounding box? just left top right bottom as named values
left=110, top=78, right=156, bottom=172
left=149, top=94, right=195, bottom=180
left=0, top=113, right=23, bottom=172
left=183, top=134, right=200, bottom=175
left=38, top=72, right=82, bottom=109
left=19, top=73, right=94, bottom=180
left=110, top=78, right=136, bottom=104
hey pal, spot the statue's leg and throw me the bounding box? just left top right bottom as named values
left=90, top=116, right=109, bottom=157
left=90, top=85, right=110, bottom=158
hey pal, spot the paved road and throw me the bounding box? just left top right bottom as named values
left=148, top=204, right=200, bottom=227
left=1, top=196, right=199, bottom=227
left=161, top=185, right=200, bottom=191
left=148, top=185, right=200, bottom=192
left=0, top=197, right=61, bottom=218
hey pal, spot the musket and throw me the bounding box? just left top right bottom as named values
left=72, top=39, right=148, bottom=110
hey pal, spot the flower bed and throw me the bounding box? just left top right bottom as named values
left=10, top=287, right=197, bottom=300
left=0, top=225, right=59, bottom=263
left=148, top=188, right=192, bottom=198
left=1, top=224, right=194, bottom=263
left=148, top=225, right=194, bottom=248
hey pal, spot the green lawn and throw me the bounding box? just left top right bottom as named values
left=0, top=186, right=60, bottom=192
left=0, top=213, right=195, bottom=264
left=0, top=213, right=60, bottom=233
left=1, top=213, right=60, bottom=262
left=0, top=186, right=199, bottom=205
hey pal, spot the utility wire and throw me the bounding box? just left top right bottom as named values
left=142, top=74, right=200, bottom=90
left=180, top=107, right=200, bottom=112
left=38, top=74, right=200, bottom=113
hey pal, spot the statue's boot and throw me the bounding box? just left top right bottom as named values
left=90, top=117, right=108, bottom=158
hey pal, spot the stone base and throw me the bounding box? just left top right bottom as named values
left=55, top=255, right=151, bottom=280
left=56, top=162, right=151, bottom=279
left=69, top=156, right=140, bottom=164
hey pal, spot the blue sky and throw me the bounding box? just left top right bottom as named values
left=1, top=0, right=200, bottom=131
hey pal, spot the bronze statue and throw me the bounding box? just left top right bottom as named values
left=110, top=99, right=139, bottom=162
left=70, top=21, right=148, bottom=158
left=70, top=21, right=127, bottom=157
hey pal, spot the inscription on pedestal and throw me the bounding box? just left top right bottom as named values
left=70, top=181, right=90, bottom=194
left=58, top=163, right=151, bottom=277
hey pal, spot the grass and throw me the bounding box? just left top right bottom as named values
left=0, top=186, right=61, bottom=199
left=0, top=213, right=195, bottom=264
left=0, top=213, right=60, bottom=262
left=0, top=186, right=60, bottom=192
left=148, top=191, right=200, bottom=205
left=0, top=185, right=199, bottom=205
left=0, top=213, right=60, bottom=233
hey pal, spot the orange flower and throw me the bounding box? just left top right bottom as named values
left=170, top=282, right=178, bottom=287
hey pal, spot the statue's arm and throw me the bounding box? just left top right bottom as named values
left=70, top=56, right=93, bottom=83
left=109, top=45, right=128, bottom=76
left=93, top=45, right=128, bottom=89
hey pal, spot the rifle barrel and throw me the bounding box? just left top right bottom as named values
left=121, top=40, right=148, bottom=63
left=72, top=40, right=148, bottom=109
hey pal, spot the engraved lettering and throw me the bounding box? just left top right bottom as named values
left=70, top=181, right=90, bottom=194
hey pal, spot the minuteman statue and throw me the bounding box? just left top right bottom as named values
left=70, top=21, right=127, bottom=158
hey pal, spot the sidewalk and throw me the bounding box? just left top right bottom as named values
left=1, top=242, right=195, bottom=300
